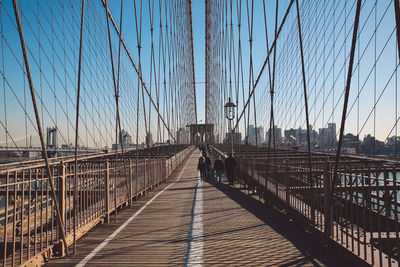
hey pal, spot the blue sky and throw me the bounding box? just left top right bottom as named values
left=0, top=0, right=399, bottom=148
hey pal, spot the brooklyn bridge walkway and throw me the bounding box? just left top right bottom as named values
left=45, top=151, right=354, bottom=266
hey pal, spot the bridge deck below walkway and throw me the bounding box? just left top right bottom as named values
left=46, top=151, right=352, bottom=266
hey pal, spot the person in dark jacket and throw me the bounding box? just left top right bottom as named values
left=213, top=156, right=224, bottom=184
left=225, top=153, right=236, bottom=185
left=204, top=155, right=212, bottom=181
left=197, top=156, right=206, bottom=181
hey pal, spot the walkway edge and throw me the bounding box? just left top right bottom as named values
left=75, top=153, right=193, bottom=267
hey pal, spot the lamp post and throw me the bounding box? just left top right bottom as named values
left=224, top=97, right=236, bottom=153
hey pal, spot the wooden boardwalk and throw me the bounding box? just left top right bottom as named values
left=45, top=151, right=355, bottom=266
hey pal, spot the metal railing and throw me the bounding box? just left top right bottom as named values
left=213, top=144, right=400, bottom=267
left=0, top=145, right=193, bottom=267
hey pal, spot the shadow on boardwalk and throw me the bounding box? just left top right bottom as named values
left=207, top=180, right=369, bottom=266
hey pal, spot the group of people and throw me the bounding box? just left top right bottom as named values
left=197, top=146, right=236, bottom=185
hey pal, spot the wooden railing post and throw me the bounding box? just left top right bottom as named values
left=105, top=160, right=110, bottom=223
left=324, top=158, right=332, bottom=238
left=58, top=161, right=66, bottom=256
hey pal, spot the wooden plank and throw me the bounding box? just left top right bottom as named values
left=45, top=151, right=356, bottom=266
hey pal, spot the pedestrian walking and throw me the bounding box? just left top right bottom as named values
left=204, top=155, right=212, bottom=181
left=197, top=156, right=206, bottom=181
left=213, top=155, right=224, bottom=184
left=225, top=153, right=236, bottom=185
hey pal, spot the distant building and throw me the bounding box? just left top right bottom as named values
left=284, top=128, right=298, bottom=142
left=46, top=127, right=57, bottom=148
left=384, top=136, right=400, bottom=157
left=225, top=132, right=242, bottom=144
left=360, top=134, right=384, bottom=155
left=265, top=125, right=282, bottom=143
left=387, top=136, right=400, bottom=146
left=146, top=132, right=153, bottom=147
left=120, top=129, right=132, bottom=146
left=283, top=126, right=317, bottom=145
left=343, top=133, right=359, bottom=148
left=248, top=125, right=264, bottom=145
left=318, top=123, right=337, bottom=149
left=177, top=127, right=189, bottom=144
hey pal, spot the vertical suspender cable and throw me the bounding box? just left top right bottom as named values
left=395, top=0, right=400, bottom=73
left=73, top=0, right=86, bottom=254
left=115, top=0, right=129, bottom=203
left=329, top=0, right=362, bottom=236
left=268, top=0, right=279, bottom=199
left=188, top=0, right=198, bottom=129
left=233, top=0, right=294, bottom=132
left=104, top=0, right=122, bottom=221
left=101, top=0, right=175, bottom=143
left=236, top=0, right=242, bottom=156
left=12, top=0, right=69, bottom=255
left=394, top=0, right=400, bottom=158
left=262, top=0, right=273, bottom=204
left=295, top=0, right=314, bottom=223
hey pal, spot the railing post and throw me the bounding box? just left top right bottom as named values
left=285, top=159, right=290, bottom=207
left=159, top=156, right=162, bottom=184
left=162, top=156, right=165, bottom=181
left=324, top=158, right=332, bottom=238
left=157, top=156, right=160, bottom=184
left=170, top=155, right=172, bottom=174
left=129, top=159, right=133, bottom=207
left=251, top=156, right=255, bottom=194
left=264, top=156, right=268, bottom=205
left=152, top=157, right=155, bottom=188
left=58, top=161, right=66, bottom=256
left=105, top=160, right=110, bottom=223
left=246, top=157, right=249, bottom=193
left=144, top=159, right=147, bottom=194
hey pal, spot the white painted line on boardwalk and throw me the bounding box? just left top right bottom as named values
left=184, top=171, right=203, bottom=266
left=76, top=154, right=193, bottom=267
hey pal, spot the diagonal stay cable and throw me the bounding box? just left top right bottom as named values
left=296, top=0, right=314, bottom=224
left=100, top=0, right=175, bottom=142
left=327, top=0, right=362, bottom=238
left=12, top=0, right=69, bottom=255
left=73, top=0, right=86, bottom=253
left=233, top=0, right=294, bottom=132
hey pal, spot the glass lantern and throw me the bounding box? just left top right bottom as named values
left=224, top=97, right=236, bottom=121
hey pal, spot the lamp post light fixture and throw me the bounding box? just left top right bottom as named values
left=224, top=97, right=236, bottom=153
